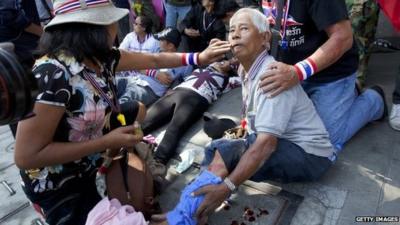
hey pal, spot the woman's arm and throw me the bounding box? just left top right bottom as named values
left=15, top=103, right=141, bottom=170
left=116, top=39, right=231, bottom=71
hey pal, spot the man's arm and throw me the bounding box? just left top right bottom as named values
left=194, top=133, right=277, bottom=221
left=24, top=23, right=43, bottom=37
left=307, top=19, right=353, bottom=73
left=226, top=133, right=277, bottom=186
left=258, top=19, right=354, bottom=97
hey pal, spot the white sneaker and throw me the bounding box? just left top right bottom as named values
left=389, top=104, right=400, bottom=131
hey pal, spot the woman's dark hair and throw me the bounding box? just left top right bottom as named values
left=215, top=0, right=240, bottom=19
left=138, top=16, right=153, bottom=34
left=36, top=23, right=112, bottom=64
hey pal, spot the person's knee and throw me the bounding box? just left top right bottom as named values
left=136, top=102, right=147, bottom=123
left=207, top=150, right=230, bottom=178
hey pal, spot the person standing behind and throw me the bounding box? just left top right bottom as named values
left=0, top=0, right=43, bottom=137
left=345, top=0, right=380, bottom=88
left=34, top=0, right=53, bottom=25
left=258, top=0, right=385, bottom=152
left=0, top=0, right=43, bottom=67
left=180, top=0, right=225, bottom=52
left=164, top=0, right=192, bottom=29
left=112, top=0, right=132, bottom=43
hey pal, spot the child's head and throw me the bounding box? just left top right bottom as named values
left=133, top=16, right=153, bottom=35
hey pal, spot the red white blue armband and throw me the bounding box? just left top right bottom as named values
left=293, top=58, right=318, bottom=81
left=181, top=53, right=200, bottom=66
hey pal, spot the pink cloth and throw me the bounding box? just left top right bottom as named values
left=86, top=198, right=148, bottom=225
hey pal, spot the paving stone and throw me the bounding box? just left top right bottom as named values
left=374, top=158, right=400, bottom=219
left=0, top=139, right=15, bottom=171
left=1, top=206, right=46, bottom=225
left=339, top=190, right=380, bottom=221
left=282, top=183, right=347, bottom=225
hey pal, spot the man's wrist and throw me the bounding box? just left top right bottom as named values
left=223, top=177, right=237, bottom=193
left=293, top=58, right=318, bottom=81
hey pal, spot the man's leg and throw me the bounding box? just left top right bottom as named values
left=390, top=71, right=400, bottom=130
left=119, top=79, right=159, bottom=107
left=176, top=5, right=191, bottom=28
left=345, top=0, right=380, bottom=87
left=208, top=135, right=332, bottom=183
left=142, top=93, right=177, bottom=134
left=164, top=3, right=178, bottom=28
left=302, top=73, right=384, bottom=151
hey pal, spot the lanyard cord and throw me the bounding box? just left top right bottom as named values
left=203, top=11, right=216, bottom=31
left=83, top=70, right=121, bottom=113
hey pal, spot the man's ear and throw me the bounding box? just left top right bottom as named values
left=262, top=31, right=272, bottom=50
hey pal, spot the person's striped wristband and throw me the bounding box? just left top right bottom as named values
left=293, top=58, right=318, bottom=81
left=181, top=53, right=200, bottom=66
left=146, top=69, right=157, bottom=78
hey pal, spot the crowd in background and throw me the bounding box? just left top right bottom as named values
left=0, top=0, right=400, bottom=224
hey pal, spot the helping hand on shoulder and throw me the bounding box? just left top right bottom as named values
left=258, top=61, right=299, bottom=98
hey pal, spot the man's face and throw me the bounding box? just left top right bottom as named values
left=228, top=13, right=266, bottom=61
left=159, top=40, right=175, bottom=52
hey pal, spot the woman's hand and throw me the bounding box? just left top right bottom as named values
left=101, top=125, right=143, bottom=149
left=184, top=28, right=200, bottom=37
left=198, top=39, right=231, bottom=66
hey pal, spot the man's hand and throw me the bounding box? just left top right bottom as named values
left=193, top=183, right=231, bottom=224
left=258, top=61, right=299, bottom=97
left=198, top=39, right=231, bottom=66
left=156, top=72, right=173, bottom=85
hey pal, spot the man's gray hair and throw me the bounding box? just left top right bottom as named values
left=230, top=8, right=270, bottom=33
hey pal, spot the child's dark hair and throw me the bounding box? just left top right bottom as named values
left=36, top=23, right=112, bottom=64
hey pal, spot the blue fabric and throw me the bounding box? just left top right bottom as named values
left=302, top=73, right=384, bottom=152
left=167, top=170, right=222, bottom=225
left=164, top=2, right=191, bottom=28
left=202, top=134, right=332, bottom=183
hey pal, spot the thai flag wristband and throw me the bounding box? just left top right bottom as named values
left=146, top=69, right=157, bottom=78
left=293, top=58, right=318, bottom=81
left=181, top=53, right=200, bottom=66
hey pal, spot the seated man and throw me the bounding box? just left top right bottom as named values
left=118, top=27, right=193, bottom=106
left=151, top=8, right=335, bottom=225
